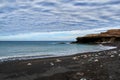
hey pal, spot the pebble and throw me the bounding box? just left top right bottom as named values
left=56, top=59, right=62, bottom=62
left=95, top=54, right=98, bottom=57
left=118, top=54, right=120, bottom=56
left=88, top=57, right=93, bottom=62
left=94, top=59, right=99, bottom=62
left=80, top=78, right=87, bottom=80
left=50, top=62, right=54, bottom=66
left=100, top=65, right=103, bottom=67
left=87, top=70, right=90, bottom=72
left=113, top=51, right=117, bottom=54
left=83, top=55, right=87, bottom=58
left=81, top=62, right=84, bottom=64
left=88, top=54, right=91, bottom=57
left=77, top=56, right=80, bottom=58
left=109, top=76, right=113, bottom=79
left=110, top=55, right=114, bottom=57
left=27, top=63, right=32, bottom=66
left=98, top=53, right=101, bottom=55
left=76, top=72, right=84, bottom=76
left=108, top=52, right=112, bottom=55
left=72, top=56, right=78, bottom=60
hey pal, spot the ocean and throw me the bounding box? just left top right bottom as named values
left=0, top=41, right=116, bottom=61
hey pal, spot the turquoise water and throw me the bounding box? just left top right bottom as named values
left=0, top=41, right=115, bottom=61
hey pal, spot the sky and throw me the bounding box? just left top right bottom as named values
left=0, top=0, right=120, bottom=41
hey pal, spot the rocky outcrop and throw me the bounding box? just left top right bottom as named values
left=75, top=29, right=120, bottom=44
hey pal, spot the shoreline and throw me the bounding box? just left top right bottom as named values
left=0, top=44, right=116, bottom=63
left=0, top=42, right=120, bottom=80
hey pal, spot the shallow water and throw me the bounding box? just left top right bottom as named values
left=0, top=41, right=116, bottom=61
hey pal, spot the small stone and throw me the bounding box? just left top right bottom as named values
left=77, top=56, right=80, bottom=58
left=27, top=63, right=32, bottom=66
left=100, top=65, right=103, bottom=67
left=108, top=52, right=111, bottom=55
left=81, top=62, right=84, bottom=64
left=98, top=53, right=101, bottom=55
left=94, top=59, right=99, bottom=62
left=72, top=56, right=78, bottom=60
left=76, top=72, right=84, bottom=76
left=83, top=55, right=87, bottom=58
left=80, top=78, right=87, bottom=80
left=113, top=51, right=117, bottom=54
left=88, top=58, right=92, bottom=62
left=118, top=54, right=120, bottom=56
left=50, top=62, right=54, bottom=66
left=88, top=54, right=91, bottom=57
left=95, top=54, right=98, bottom=57
left=110, top=55, right=114, bottom=57
left=87, top=70, right=90, bottom=72
left=56, top=59, right=62, bottom=62
left=109, top=76, right=112, bottom=79
left=80, top=55, right=82, bottom=57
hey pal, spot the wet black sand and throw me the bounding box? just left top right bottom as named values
left=0, top=42, right=120, bottom=80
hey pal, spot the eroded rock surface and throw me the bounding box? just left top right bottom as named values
left=75, top=29, right=120, bottom=44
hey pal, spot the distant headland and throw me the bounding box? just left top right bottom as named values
left=74, top=29, right=120, bottom=44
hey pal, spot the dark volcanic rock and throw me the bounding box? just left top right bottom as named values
left=75, top=29, right=120, bottom=44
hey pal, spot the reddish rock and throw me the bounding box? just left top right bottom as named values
left=76, top=29, right=120, bottom=44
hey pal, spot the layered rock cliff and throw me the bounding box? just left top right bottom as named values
left=75, top=29, right=120, bottom=44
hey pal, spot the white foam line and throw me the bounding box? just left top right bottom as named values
left=0, top=45, right=117, bottom=62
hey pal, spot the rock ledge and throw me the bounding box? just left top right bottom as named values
left=75, top=29, right=120, bottom=44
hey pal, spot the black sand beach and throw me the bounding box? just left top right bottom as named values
left=0, top=42, right=120, bottom=80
